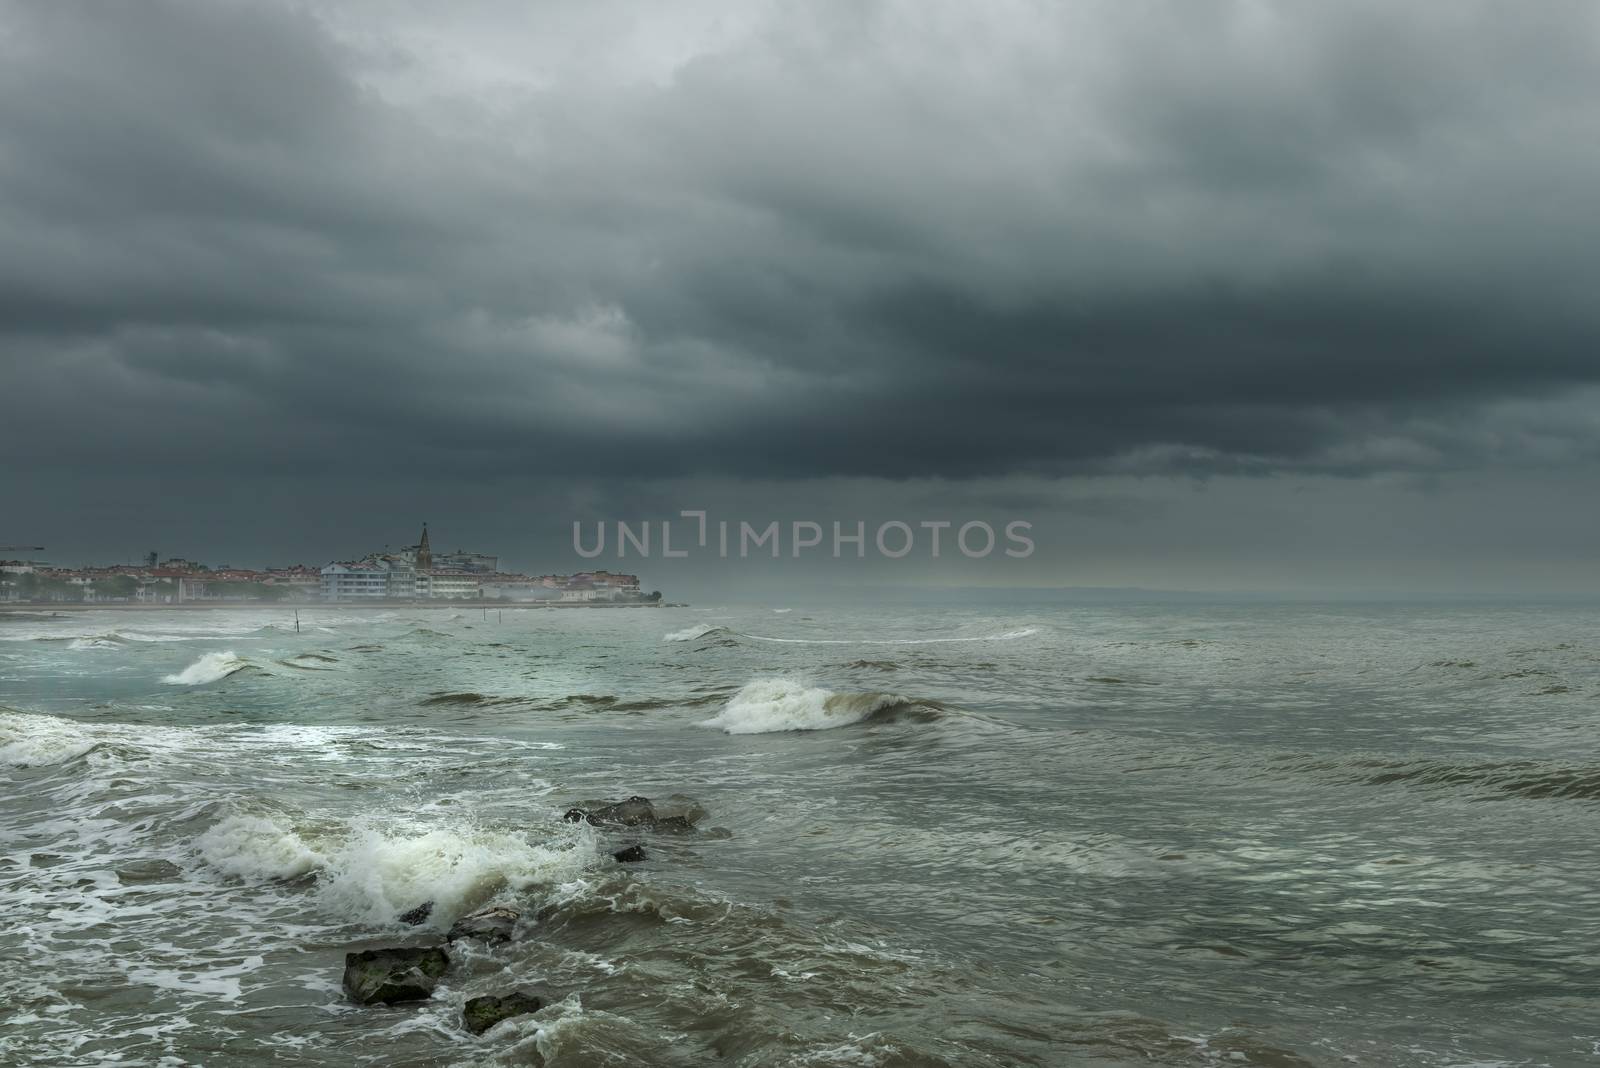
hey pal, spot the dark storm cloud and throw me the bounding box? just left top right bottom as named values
left=4, top=0, right=1600, bottom=485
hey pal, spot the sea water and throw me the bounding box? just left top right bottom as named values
left=2, top=601, right=1598, bottom=1066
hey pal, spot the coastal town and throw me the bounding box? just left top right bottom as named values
left=0, top=525, right=659, bottom=606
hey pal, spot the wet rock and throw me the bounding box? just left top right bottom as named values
left=565, top=795, right=705, bottom=835
left=612, top=844, right=647, bottom=863
left=397, top=901, right=434, bottom=926
left=462, top=989, right=544, bottom=1035
left=447, top=905, right=520, bottom=943
left=343, top=946, right=449, bottom=1005
left=115, top=858, right=182, bottom=884
left=591, top=795, right=656, bottom=827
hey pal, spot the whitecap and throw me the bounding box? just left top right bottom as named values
left=161, top=651, right=252, bottom=685
left=317, top=819, right=592, bottom=926
left=662, top=623, right=730, bottom=643
left=194, top=810, right=594, bottom=926
left=740, top=626, right=1039, bottom=646
left=68, top=634, right=125, bottom=651
left=699, top=677, right=933, bottom=734
left=0, top=710, right=99, bottom=767
left=195, top=814, right=325, bottom=881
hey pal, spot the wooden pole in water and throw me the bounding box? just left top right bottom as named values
left=294, top=609, right=300, bottom=633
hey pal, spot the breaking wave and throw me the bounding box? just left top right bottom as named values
left=699, top=677, right=939, bottom=734
left=194, top=813, right=324, bottom=881
left=666, top=623, right=1040, bottom=647
left=68, top=633, right=127, bottom=650
left=161, top=651, right=254, bottom=686
left=0, top=709, right=101, bottom=767
left=193, top=810, right=594, bottom=926
left=662, top=623, right=733, bottom=643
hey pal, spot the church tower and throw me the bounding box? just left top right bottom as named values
left=416, top=523, right=432, bottom=571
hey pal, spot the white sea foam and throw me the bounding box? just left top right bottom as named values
left=791, top=1034, right=903, bottom=1066
left=68, top=635, right=125, bottom=651
left=195, top=814, right=325, bottom=881
left=125, top=956, right=264, bottom=1002
left=662, top=623, right=729, bottom=642
left=195, top=811, right=593, bottom=925
left=318, top=820, right=591, bottom=925
left=0, top=710, right=99, bottom=766
left=699, top=678, right=923, bottom=734
left=162, top=651, right=252, bottom=685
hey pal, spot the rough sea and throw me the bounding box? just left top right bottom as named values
left=2, top=601, right=1598, bottom=1067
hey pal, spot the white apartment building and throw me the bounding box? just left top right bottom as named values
left=418, top=570, right=480, bottom=599
left=320, top=563, right=394, bottom=600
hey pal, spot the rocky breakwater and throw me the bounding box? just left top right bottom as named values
left=339, top=794, right=707, bottom=1042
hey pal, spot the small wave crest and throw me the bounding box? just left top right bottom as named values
left=161, top=651, right=253, bottom=686
left=662, top=623, right=732, bottom=643
left=1294, top=755, right=1600, bottom=803
left=68, top=633, right=127, bottom=651
left=278, top=653, right=338, bottom=671
left=699, top=677, right=938, bottom=734
left=421, top=691, right=491, bottom=705
left=741, top=626, right=1040, bottom=646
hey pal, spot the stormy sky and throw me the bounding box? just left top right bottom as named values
left=3, top=0, right=1599, bottom=597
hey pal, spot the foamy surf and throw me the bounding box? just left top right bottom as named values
left=699, top=678, right=936, bottom=734
left=193, top=811, right=595, bottom=927
left=68, top=634, right=126, bottom=650
left=162, top=651, right=253, bottom=685
left=195, top=813, right=325, bottom=881
left=0, top=709, right=100, bottom=767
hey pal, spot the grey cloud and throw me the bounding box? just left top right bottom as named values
left=3, top=0, right=1600, bottom=498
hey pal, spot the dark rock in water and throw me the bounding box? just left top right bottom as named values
left=590, top=795, right=656, bottom=827
left=397, top=901, right=434, bottom=926
left=462, top=989, right=544, bottom=1035
left=115, top=858, right=183, bottom=884
left=565, top=795, right=701, bottom=834
left=343, top=946, right=449, bottom=1005
left=612, top=844, right=647, bottom=863
left=447, top=904, right=520, bottom=943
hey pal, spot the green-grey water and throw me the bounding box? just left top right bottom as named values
left=2, top=602, right=1599, bottom=1066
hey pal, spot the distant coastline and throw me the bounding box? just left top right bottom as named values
left=0, top=601, right=687, bottom=614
